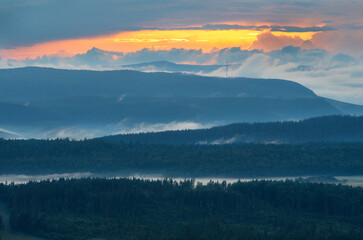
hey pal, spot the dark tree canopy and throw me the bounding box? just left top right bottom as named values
left=104, top=115, right=363, bottom=144
left=0, top=178, right=362, bottom=240
left=0, top=139, right=362, bottom=177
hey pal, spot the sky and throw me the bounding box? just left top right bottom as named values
left=0, top=0, right=362, bottom=104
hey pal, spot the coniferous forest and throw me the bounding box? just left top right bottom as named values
left=0, top=117, right=363, bottom=239
left=0, top=178, right=362, bottom=240
left=0, top=139, right=362, bottom=177
left=104, top=115, right=363, bottom=144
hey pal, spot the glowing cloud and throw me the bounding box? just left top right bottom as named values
left=0, top=29, right=320, bottom=60
left=249, top=32, right=314, bottom=51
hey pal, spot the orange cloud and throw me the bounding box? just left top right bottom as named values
left=0, top=29, right=318, bottom=60
left=311, top=30, right=363, bottom=56
left=249, top=31, right=316, bottom=51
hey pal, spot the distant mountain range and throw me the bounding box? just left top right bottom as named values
left=123, top=61, right=227, bottom=74
left=103, top=115, right=363, bottom=144
left=0, top=67, right=362, bottom=139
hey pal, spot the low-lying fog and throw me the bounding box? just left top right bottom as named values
left=1, top=172, right=362, bottom=187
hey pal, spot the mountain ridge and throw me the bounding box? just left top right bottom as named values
left=0, top=67, right=317, bottom=100
left=0, top=67, right=362, bottom=139
left=123, top=60, right=226, bottom=74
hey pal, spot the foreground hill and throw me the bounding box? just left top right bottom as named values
left=1, top=178, right=362, bottom=240
left=0, top=67, right=362, bottom=138
left=104, top=115, right=363, bottom=144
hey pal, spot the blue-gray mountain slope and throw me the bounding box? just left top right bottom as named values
left=0, top=67, right=361, bottom=138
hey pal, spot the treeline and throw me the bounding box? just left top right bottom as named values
left=104, top=115, right=363, bottom=144
left=0, top=139, right=363, bottom=177
left=0, top=139, right=362, bottom=177
left=0, top=178, right=362, bottom=240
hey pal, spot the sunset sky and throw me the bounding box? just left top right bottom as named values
left=0, top=29, right=318, bottom=60
left=1, top=0, right=362, bottom=59
left=0, top=0, right=362, bottom=103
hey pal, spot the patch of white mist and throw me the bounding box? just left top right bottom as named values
left=112, top=121, right=214, bottom=135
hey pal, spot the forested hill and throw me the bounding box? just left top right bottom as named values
left=1, top=178, right=362, bottom=240
left=104, top=115, right=363, bottom=144
left=0, top=139, right=362, bottom=177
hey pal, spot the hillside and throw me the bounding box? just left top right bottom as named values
left=0, top=67, right=317, bottom=101
left=104, top=115, right=363, bottom=144
left=0, top=67, right=362, bottom=139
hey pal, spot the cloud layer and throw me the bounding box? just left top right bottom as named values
left=1, top=0, right=362, bottom=51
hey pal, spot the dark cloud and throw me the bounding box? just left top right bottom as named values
left=71, top=48, right=124, bottom=67
left=293, top=1, right=318, bottom=7
left=0, top=0, right=361, bottom=49
left=270, top=26, right=336, bottom=32
left=0, top=0, right=175, bottom=48
left=215, top=48, right=262, bottom=64
left=179, top=24, right=335, bottom=32
left=180, top=24, right=268, bottom=31
left=331, top=53, right=356, bottom=63
left=350, top=26, right=363, bottom=30
left=268, top=46, right=329, bottom=65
